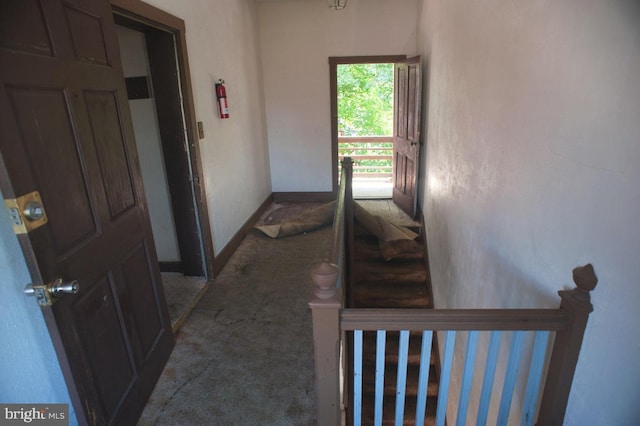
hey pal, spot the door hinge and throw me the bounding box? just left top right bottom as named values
left=4, top=191, right=48, bottom=234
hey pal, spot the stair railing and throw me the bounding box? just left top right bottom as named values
left=341, top=267, right=596, bottom=426
left=309, top=157, right=353, bottom=426
left=309, top=158, right=597, bottom=425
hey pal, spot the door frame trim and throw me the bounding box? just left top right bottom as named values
left=328, top=55, right=406, bottom=194
left=111, top=0, right=215, bottom=278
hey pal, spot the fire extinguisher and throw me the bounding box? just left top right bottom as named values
left=215, top=79, right=229, bottom=119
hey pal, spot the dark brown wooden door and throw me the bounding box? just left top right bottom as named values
left=0, top=1, right=174, bottom=424
left=392, top=56, right=422, bottom=218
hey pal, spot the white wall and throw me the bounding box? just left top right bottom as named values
left=115, top=25, right=181, bottom=262
left=417, top=0, right=640, bottom=424
left=141, top=0, right=272, bottom=255
left=0, top=190, right=77, bottom=425
left=258, top=0, right=419, bottom=192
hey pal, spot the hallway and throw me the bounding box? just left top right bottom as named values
left=139, top=200, right=424, bottom=424
left=139, top=204, right=331, bottom=425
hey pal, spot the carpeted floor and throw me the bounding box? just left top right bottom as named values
left=161, top=272, right=207, bottom=329
left=138, top=204, right=331, bottom=425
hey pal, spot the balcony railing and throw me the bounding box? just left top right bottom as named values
left=338, top=136, right=393, bottom=179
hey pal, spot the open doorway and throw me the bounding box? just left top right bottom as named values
left=113, top=8, right=213, bottom=330
left=331, top=55, right=422, bottom=217
left=330, top=56, right=406, bottom=199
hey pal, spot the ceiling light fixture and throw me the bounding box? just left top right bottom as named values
left=328, top=0, right=348, bottom=10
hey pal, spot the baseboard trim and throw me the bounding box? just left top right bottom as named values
left=212, top=193, right=274, bottom=276
left=159, top=261, right=182, bottom=273
left=417, top=204, right=445, bottom=388
left=417, top=205, right=434, bottom=308
left=273, top=191, right=335, bottom=202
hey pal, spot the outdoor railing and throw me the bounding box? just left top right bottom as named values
left=309, top=160, right=598, bottom=425
left=338, top=136, right=393, bottom=179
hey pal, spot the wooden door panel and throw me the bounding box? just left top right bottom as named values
left=405, top=157, right=415, bottom=195
left=396, top=66, right=408, bottom=139
left=84, top=90, right=137, bottom=218
left=71, top=274, right=136, bottom=418
left=7, top=87, right=98, bottom=255
left=407, top=65, right=418, bottom=141
left=0, top=1, right=174, bottom=423
left=64, top=3, right=110, bottom=66
left=392, top=57, right=421, bottom=218
left=0, top=0, right=53, bottom=57
left=119, top=242, right=164, bottom=363
left=394, top=152, right=406, bottom=193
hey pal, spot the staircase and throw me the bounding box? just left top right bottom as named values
left=311, top=162, right=598, bottom=425
left=347, top=218, right=439, bottom=425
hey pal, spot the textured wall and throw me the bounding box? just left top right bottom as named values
left=140, top=0, right=272, bottom=255
left=417, top=0, right=640, bottom=424
left=258, top=0, right=419, bottom=192
left=0, top=191, right=77, bottom=424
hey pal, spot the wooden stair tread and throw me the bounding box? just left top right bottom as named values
left=361, top=369, right=440, bottom=398
left=350, top=296, right=430, bottom=309
left=350, top=285, right=429, bottom=308
left=353, top=237, right=425, bottom=262
left=360, top=393, right=437, bottom=425
left=353, top=262, right=429, bottom=283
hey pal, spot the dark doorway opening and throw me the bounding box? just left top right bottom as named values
left=114, top=14, right=204, bottom=277
left=112, top=2, right=215, bottom=330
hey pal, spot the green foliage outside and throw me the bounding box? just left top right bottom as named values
left=337, top=63, right=394, bottom=136
left=337, top=63, right=394, bottom=176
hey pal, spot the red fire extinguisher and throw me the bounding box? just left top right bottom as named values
left=215, top=79, right=229, bottom=119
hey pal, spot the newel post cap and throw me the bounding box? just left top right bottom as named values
left=310, top=261, right=339, bottom=299
left=559, top=263, right=598, bottom=312
left=572, top=263, right=598, bottom=292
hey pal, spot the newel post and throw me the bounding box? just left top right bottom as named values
left=309, top=261, right=342, bottom=426
left=537, top=264, right=598, bottom=426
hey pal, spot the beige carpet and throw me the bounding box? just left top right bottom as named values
left=161, top=272, right=207, bottom=328
left=139, top=204, right=330, bottom=425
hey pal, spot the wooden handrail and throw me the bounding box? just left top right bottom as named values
left=309, top=158, right=352, bottom=426
left=341, top=308, right=570, bottom=331
left=328, top=158, right=351, bottom=264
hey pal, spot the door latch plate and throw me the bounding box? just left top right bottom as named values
left=4, top=191, right=48, bottom=234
